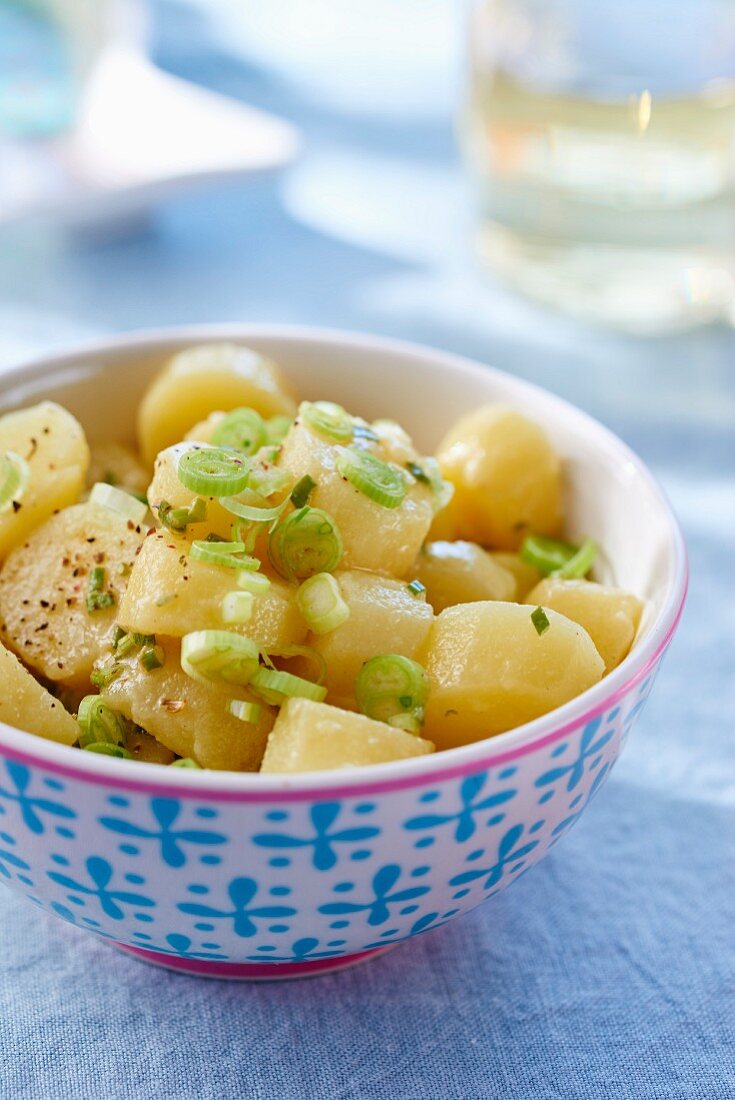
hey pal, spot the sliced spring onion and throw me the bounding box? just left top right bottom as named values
left=82, top=742, right=134, bottom=759
left=553, top=538, right=598, bottom=580
left=335, top=447, right=407, bottom=509
left=422, top=456, right=454, bottom=512
left=221, top=590, right=254, bottom=624
left=86, top=566, right=115, bottom=613
left=227, top=699, right=262, bottom=723
left=0, top=451, right=30, bottom=515
left=89, top=481, right=148, bottom=525
left=181, top=630, right=259, bottom=686
left=139, top=645, right=165, bottom=672
left=90, top=656, right=121, bottom=689
left=300, top=400, right=353, bottom=443
left=177, top=447, right=250, bottom=497
left=296, top=572, right=349, bottom=634
left=249, top=667, right=327, bottom=706
left=290, top=474, right=316, bottom=510
left=531, top=606, right=551, bottom=636
left=266, top=415, right=292, bottom=444
left=170, top=757, right=201, bottom=768
left=210, top=408, right=266, bottom=455
left=355, top=654, right=429, bottom=731
left=521, top=534, right=596, bottom=577
left=157, top=497, right=207, bottom=532
left=190, top=539, right=259, bottom=570
left=77, top=695, right=127, bottom=749
left=236, top=570, right=271, bottom=595
left=114, top=631, right=137, bottom=658
left=220, top=494, right=290, bottom=524
left=247, top=462, right=293, bottom=499
left=265, top=644, right=328, bottom=685
left=406, top=579, right=426, bottom=596
left=268, top=507, right=343, bottom=581
left=405, top=460, right=431, bottom=485
left=351, top=421, right=379, bottom=445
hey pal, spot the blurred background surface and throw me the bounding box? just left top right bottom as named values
left=0, top=3, right=732, bottom=1098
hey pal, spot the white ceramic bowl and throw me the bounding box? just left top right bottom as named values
left=0, top=326, right=687, bottom=979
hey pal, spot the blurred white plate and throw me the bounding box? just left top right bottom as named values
left=0, top=47, right=300, bottom=228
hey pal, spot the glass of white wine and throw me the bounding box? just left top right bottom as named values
left=463, top=0, right=735, bottom=332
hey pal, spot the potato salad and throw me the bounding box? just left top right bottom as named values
left=0, top=344, right=643, bottom=773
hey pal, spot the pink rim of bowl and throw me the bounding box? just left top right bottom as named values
left=0, top=324, right=689, bottom=801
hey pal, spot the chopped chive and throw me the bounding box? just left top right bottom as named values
left=86, top=566, right=115, bottom=613
left=139, top=645, right=165, bottom=672
left=531, top=606, right=550, bottom=635
left=406, top=579, right=426, bottom=596
left=405, top=460, right=430, bottom=485
left=290, top=474, right=316, bottom=510
left=115, top=633, right=137, bottom=658
left=157, top=497, right=207, bottom=532
left=90, top=656, right=121, bottom=688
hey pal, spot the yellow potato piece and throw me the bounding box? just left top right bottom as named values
left=185, top=412, right=222, bottom=444
left=308, top=570, right=433, bottom=708
left=124, top=727, right=176, bottom=765
left=436, top=404, right=563, bottom=550
left=279, top=420, right=433, bottom=577
left=489, top=552, right=541, bottom=600
left=526, top=578, right=643, bottom=673
left=420, top=601, right=604, bottom=749
left=147, top=443, right=236, bottom=540
left=413, top=540, right=516, bottom=612
left=118, top=531, right=306, bottom=649
left=87, top=442, right=148, bottom=496
left=0, top=502, right=144, bottom=690
left=0, top=402, right=89, bottom=560
left=260, top=697, right=434, bottom=773
left=0, top=640, right=78, bottom=745
left=102, top=637, right=274, bottom=771
left=138, top=343, right=296, bottom=465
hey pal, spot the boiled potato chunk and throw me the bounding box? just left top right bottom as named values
left=147, top=443, right=235, bottom=540
left=490, top=552, right=541, bottom=600
left=124, top=727, right=176, bottom=765
left=138, top=343, right=296, bottom=465
left=0, top=502, right=144, bottom=690
left=260, top=697, right=434, bottom=773
left=420, top=601, right=604, bottom=749
left=308, top=570, right=433, bottom=708
left=526, top=578, right=643, bottom=673
left=279, top=421, right=433, bottom=577
left=102, top=637, right=274, bottom=770
left=87, top=442, right=148, bottom=496
left=118, top=531, right=306, bottom=648
left=436, top=404, right=563, bottom=550
left=413, top=540, right=515, bottom=612
left=0, top=402, right=89, bottom=560
left=0, top=640, right=78, bottom=745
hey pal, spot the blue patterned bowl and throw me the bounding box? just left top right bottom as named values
left=0, top=327, right=687, bottom=979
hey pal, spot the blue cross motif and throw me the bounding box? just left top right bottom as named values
left=252, top=802, right=380, bottom=870
left=319, top=864, right=430, bottom=926
left=0, top=833, right=30, bottom=880
left=133, top=933, right=228, bottom=961
left=549, top=763, right=611, bottom=844
left=99, top=798, right=227, bottom=868
left=48, top=900, right=117, bottom=939
left=534, top=717, right=614, bottom=793
left=362, top=909, right=455, bottom=949
left=178, top=877, right=296, bottom=938
left=250, top=937, right=344, bottom=963
left=47, top=856, right=156, bottom=920
left=404, top=773, right=517, bottom=842
left=0, top=761, right=76, bottom=835
left=449, top=825, right=539, bottom=895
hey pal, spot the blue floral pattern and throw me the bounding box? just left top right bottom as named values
left=0, top=677, right=654, bottom=967
left=252, top=802, right=379, bottom=870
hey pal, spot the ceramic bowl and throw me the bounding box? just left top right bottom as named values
left=0, top=326, right=687, bottom=979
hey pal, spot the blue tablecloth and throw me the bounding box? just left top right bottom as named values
left=1, top=4, right=733, bottom=1097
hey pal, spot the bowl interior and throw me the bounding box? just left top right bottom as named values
left=0, top=327, right=679, bottom=637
